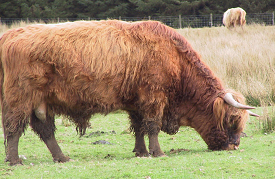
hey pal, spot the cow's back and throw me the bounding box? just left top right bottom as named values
left=0, top=20, right=183, bottom=116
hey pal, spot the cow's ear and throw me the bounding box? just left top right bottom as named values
left=213, top=97, right=226, bottom=130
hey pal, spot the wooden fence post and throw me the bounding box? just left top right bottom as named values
left=272, top=12, right=274, bottom=25
left=179, top=15, right=182, bottom=28
left=210, top=13, right=213, bottom=27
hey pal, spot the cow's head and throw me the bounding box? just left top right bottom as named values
left=179, top=90, right=259, bottom=151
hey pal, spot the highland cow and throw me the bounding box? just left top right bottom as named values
left=0, top=20, right=258, bottom=165
left=223, top=7, right=246, bottom=29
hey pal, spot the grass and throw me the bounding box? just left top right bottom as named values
left=0, top=22, right=274, bottom=179
left=0, top=110, right=274, bottom=179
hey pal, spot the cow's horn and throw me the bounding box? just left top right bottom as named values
left=247, top=110, right=260, bottom=117
left=224, top=93, right=255, bottom=109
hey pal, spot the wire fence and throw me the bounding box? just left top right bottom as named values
left=0, top=12, right=274, bottom=29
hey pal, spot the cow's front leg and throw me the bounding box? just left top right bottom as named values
left=136, top=89, right=167, bottom=157
left=129, top=111, right=149, bottom=157
left=133, top=131, right=149, bottom=157
left=148, top=133, right=165, bottom=157
left=146, top=121, right=165, bottom=157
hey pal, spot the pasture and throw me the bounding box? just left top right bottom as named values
left=0, top=23, right=274, bottom=179
left=0, top=110, right=274, bottom=179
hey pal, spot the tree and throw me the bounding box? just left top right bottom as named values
left=0, top=0, right=274, bottom=19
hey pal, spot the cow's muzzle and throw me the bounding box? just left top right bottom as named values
left=227, top=144, right=239, bottom=150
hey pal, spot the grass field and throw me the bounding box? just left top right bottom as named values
left=178, top=25, right=275, bottom=106
left=0, top=109, right=274, bottom=179
left=0, top=23, right=274, bottom=179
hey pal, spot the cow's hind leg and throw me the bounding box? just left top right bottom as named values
left=30, top=111, right=70, bottom=163
left=129, top=111, right=149, bottom=157
left=4, top=130, right=24, bottom=165
left=2, top=104, right=27, bottom=165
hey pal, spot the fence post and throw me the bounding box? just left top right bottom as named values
left=210, top=13, right=213, bottom=27
left=119, top=16, right=121, bottom=20
left=57, top=17, right=60, bottom=23
left=179, top=15, right=182, bottom=28
left=148, top=16, right=151, bottom=20
left=272, top=12, right=274, bottom=25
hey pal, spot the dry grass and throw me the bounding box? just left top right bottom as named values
left=177, top=24, right=275, bottom=106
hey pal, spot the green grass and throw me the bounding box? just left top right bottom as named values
left=0, top=111, right=274, bottom=179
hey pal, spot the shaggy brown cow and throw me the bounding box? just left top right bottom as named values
left=0, top=20, right=258, bottom=165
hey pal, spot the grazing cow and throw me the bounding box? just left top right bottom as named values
left=0, top=20, right=258, bottom=165
left=223, top=7, right=246, bottom=29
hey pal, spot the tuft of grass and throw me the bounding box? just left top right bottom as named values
left=258, top=106, right=275, bottom=134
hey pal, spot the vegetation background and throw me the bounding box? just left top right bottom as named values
left=0, top=0, right=275, bottom=19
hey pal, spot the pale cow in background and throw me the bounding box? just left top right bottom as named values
left=223, top=7, right=246, bottom=29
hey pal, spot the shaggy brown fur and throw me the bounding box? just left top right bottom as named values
left=0, top=20, right=251, bottom=164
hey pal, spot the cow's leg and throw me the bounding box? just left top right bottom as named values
left=4, top=130, right=23, bottom=165
left=139, top=90, right=167, bottom=157
left=134, top=131, right=148, bottom=157
left=144, top=120, right=165, bottom=157
left=2, top=103, right=27, bottom=165
left=30, top=110, right=70, bottom=163
left=129, top=111, right=149, bottom=157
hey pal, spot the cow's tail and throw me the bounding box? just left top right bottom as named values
left=0, top=33, right=5, bottom=108
left=0, top=29, right=13, bottom=107
left=0, top=32, right=6, bottom=148
left=0, top=29, right=12, bottom=108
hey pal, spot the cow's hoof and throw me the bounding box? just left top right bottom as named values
left=135, top=151, right=150, bottom=157
left=5, top=156, right=23, bottom=166
left=53, top=155, right=70, bottom=163
left=7, top=159, right=23, bottom=166
left=9, top=161, right=23, bottom=166
left=133, top=148, right=149, bottom=157
left=150, top=150, right=166, bottom=157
